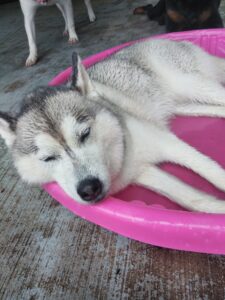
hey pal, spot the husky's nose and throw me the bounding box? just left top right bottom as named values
left=77, top=177, right=103, bottom=202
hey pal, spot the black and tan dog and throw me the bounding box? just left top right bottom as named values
left=134, top=0, right=223, bottom=32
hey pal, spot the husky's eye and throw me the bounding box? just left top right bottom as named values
left=80, top=127, right=91, bottom=143
left=41, top=155, right=59, bottom=162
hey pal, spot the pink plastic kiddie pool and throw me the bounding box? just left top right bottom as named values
left=45, top=29, right=225, bottom=255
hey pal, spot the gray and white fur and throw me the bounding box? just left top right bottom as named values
left=19, top=0, right=96, bottom=66
left=1, top=39, right=225, bottom=213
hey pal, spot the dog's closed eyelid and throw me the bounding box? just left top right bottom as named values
left=40, top=155, right=61, bottom=162
left=79, top=127, right=91, bottom=143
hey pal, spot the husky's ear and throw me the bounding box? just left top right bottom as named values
left=70, top=52, right=97, bottom=97
left=0, top=112, right=17, bottom=148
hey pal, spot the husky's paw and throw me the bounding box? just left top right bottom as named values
left=25, top=55, right=38, bottom=67
left=89, top=13, right=96, bottom=22
left=68, top=36, right=78, bottom=44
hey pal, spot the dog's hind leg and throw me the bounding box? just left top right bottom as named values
left=84, top=0, right=96, bottom=22
left=214, top=57, right=225, bottom=85
left=174, top=75, right=225, bottom=107
left=59, top=1, right=78, bottom=43
left=175, top=104, right=225, bottom=118
left=136, top=166, right=225, bottom=213
left=158, top=132, right=225, bottom=195
left=19, top=0, right=38, bottom=66
left=56, top=4, right=68, bottom=36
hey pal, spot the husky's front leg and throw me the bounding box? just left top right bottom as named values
left=61, top=0, right=78, bottom=43
left=136, top=166, right=225, bottom=213
left=19, top=1, right=38, bottom=66
left=160, top=132, right=225, bottom=194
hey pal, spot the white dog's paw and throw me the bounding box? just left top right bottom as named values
left=68, top=35, right=79, bottom=44
left=89, top=13, right=96, bottom=22
left=25, top=55, right=38, bottom=67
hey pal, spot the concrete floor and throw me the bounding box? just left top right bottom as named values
left=1, top=0, right=225, bottom=299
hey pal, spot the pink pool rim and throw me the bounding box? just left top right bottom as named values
left=45, top=29, right=225, bottom=255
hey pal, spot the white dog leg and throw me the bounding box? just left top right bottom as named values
left=84, top=0, right=96, bottom=22
left=136, top=166, right=225, bottom=213
left=175, top=75, right=225, bottom=107
left=213, top=56, right=225, bottom=85
left=176, top=104, right=225, bottom=118
left=159, top=132, right=225, bottom=194
left=56, top=4, right=68, bottom=36
left=20, top=1, right=38, bottom=66
left=60, top=1, right=78, bottom=43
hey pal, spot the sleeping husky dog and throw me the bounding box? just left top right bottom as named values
left=2, top=39, right=225, bottom=213
left=19, top=0, right=96, bottom=66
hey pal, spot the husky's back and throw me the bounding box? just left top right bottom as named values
left=88, top=39, right=223, bottom=125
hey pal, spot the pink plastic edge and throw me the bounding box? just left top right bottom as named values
left=44, top=29, right=225, bottom=255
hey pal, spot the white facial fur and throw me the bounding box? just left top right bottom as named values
left=0, top=118, right=16, bottom=147
left=13, top=110, right=125, bottom=204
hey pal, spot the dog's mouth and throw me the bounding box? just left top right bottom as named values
left=36, top=0, right=48, bottom=4
left=84, top=191, right=107, bottom=204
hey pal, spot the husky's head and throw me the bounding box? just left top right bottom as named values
left=0, top=54, right=125, bottom=204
